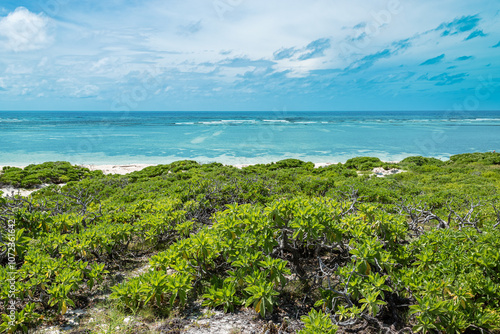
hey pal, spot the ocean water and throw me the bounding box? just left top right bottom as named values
left=1, top=110, right=499, bottom=166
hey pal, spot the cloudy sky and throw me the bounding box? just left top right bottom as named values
left=0, top=0, right=498, bottom=111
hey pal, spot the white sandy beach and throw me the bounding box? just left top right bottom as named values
left=79, top=164, right=156, bottom=175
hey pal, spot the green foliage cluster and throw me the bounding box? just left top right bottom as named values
left=399, top=156, right=445, bottom=168
left=1, top=153, right=500, bottom=333
left=344, top=157, right=384, bottom=171
left=403, top=227, right=500, bottom=332
left=448, top=152, right=500, bottom=165
left=0, top=162, right=102, bottom=188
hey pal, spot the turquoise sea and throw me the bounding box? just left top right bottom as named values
left=1, top=110, right=499, bottom=166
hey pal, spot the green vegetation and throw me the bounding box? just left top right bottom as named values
left=1, top=152, right=500, bottom=333
left=0, top=162, right=101, bottom=188
left=344, top=156, right=384, bottom=171
left=399, top=156, right=445, bottom=168
left=448, top=152, right=500, bottom=165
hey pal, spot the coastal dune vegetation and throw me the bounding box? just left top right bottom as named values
left=1, top=153, right=500, bottom=333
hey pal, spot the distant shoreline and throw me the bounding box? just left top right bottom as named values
left=79, top=162, right=346, bottom=174
left=0, top=162, right=340, bottom=175
left=3, top=111, right=498, bottom=170
left=0, top=161, right=403, bottom=176
left=0, top=160, right=406, bottom=198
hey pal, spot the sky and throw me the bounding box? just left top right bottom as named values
left=0, top=0, right=499, bottom=111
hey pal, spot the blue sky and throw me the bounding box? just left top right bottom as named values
left=0, top=0, right=498, bottom=111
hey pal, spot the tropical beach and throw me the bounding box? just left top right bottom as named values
left=1, top=0, right=500, bottom=333
left=1, top=155, right=500, bottom=334
left=0, top=162, right=406, bottom=198
left=2, top=111, right=500, bottom=167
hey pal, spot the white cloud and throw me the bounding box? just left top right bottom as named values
left=0, top=0, right=498, bottom=110
left=0, top=7, right=53, bottom=51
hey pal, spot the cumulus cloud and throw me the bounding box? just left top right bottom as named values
left=0, top=7, right=52, bottom=51
left=0, top=0, right=499, bottom=110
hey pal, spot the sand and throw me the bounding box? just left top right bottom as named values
left=79, top=164, right=155, bottom=175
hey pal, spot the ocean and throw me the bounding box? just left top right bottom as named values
left=1, top=110, right=499, bottom=166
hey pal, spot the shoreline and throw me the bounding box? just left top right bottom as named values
left=0, top=161, right=400, bottom=176
left=0, top=162, right=341, bottom=197
left=0, top=162, right=343, bottom=175
left=0, top=161, right=404, bottom=198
